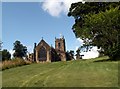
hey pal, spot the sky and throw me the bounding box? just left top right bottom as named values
left=2, top=1, right=99, bottom=59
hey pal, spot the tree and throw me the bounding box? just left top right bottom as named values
left=2, top=49, right=11, bottom=61
left=66, top=50, right=74, bottom=60
left=0, top=51, right=2, bottom=61
left=76, top=47, right=85, bottom=59
left=0, top=41, right=2, bottom=61
left=68, top=2, right=120, bottom=60
left=84, top=7, right=120, bottom=60
left=13, top=40, right=27, bottom=58
left=69, top=50, right=74, bottom=59
left=76, top=48, right=81, bottom=59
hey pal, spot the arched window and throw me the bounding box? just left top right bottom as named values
left=38, top=46, right=47, bottom=61
left=58, top=43, right=61, bottom=49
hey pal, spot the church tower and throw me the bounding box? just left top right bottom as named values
left=55, top=36, right=66, bottom=61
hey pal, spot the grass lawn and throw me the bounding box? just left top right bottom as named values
left=2, top=56, right=119, bottom=87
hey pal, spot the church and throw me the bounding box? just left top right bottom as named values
left=28, top=36, right=66, bottom=63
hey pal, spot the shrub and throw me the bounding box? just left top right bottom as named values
left=1, top=58, right=31, bottom=70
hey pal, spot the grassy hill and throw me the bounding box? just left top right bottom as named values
left=2, top=56, right=119, bottom=87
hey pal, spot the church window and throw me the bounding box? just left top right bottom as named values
left=58, top=43, right=61, bottom=49
left=39, top=46, right=47, bottom=61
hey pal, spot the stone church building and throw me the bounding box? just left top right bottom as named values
left=29, top=36, right=66, bottom=63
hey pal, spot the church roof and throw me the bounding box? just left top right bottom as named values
left=35, top=39, right=51, bottom=50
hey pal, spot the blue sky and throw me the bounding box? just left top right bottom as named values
left=2, top=2, right=82, bottom=52
left=2, top=1, right=99, bottom=59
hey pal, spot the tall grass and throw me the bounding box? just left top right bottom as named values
left=1, top=58, right=31, bottom=70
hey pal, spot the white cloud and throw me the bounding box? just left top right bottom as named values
left=75, top=38, right=99, bottom=59
left=76, top=38, right=83, bottom=45
left=27, top=45, right=33, bottom=54
left=75, top=38, right=83, bottom=50
left=41, top=0, right=84, bottom=17
left=9, top=49, right=15, bottom=58
left=42, top=1, right=63, bottom=17
left=80, top=46, right=99, bottom=59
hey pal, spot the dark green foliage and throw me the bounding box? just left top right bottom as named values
left=68, top=2, right=120, bottom=60
left=84, top=7, right=120, bottom=60
left=66, top=51, right=71, bottom=61
left=2, top=49, right=11, bottom=61
left=13, top=40, right=27, bottom=58
left=0, top=41, right=2, bottom=61
left=69, top=50, right=74, bottom=59
left=68, top=2, right=120, bottom=19
left=66, top=50, right=74, bottom=60
left=76, top=48, right=81, bottom=59
left=0, top=51, right=2, bottom=61
left=75, top=47, right=85, bottom=59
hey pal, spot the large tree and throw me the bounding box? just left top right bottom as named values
left=2, top=49, right=11, bottom=61
left=68, top=2, right=120, bottom=60
left=13, top=40, right=27, bottom=58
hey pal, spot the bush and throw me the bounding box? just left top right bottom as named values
left=2, top=49, right=11, bottom=61
left=1, top=58, right=31, bottom=70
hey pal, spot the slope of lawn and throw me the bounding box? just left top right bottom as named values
left=2, top=56, right=118, bottom=87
